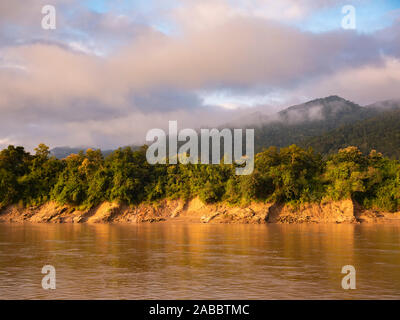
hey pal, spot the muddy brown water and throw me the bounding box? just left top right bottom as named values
left=0, top=222, right=399, bottom=299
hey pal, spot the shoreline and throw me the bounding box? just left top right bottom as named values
left=1, top=198, right=400, bottom=224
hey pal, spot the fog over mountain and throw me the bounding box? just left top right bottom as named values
left=366, top=99, right=400, bottom=111
left=226, top=95, right=392, bottom=128
left=50, top=95, right=400, bottom=158
left=236, top=95, right=386, bottom=152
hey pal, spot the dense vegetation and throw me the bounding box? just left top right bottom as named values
left=300, top=109, right=400, bottom=159
left=1, top=143, right=400, bottom=213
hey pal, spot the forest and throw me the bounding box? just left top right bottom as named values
left=301, top=109, right=400, bottom=158
left=1, top=143, right=400, bottom=212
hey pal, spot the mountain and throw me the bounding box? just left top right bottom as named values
left=277, top=95, right=374, bottom=124
left=300, top=108, right=400, bottom=158
left=251, top=95, right=381, bottom=152
left=50, top=96, right=400, bottom=159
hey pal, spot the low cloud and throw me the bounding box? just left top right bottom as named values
left=0, top=0, right=399, bottom=150
left=292, top=57, right=400, bottom=105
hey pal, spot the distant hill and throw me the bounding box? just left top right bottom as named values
left=366, top=99, right=400, bottom=112
left=50, top=147, right=86, bottom=159
left=50, top=147, right=115, bottom=159
left=300, top=108, right=400, bottom=159
left=251, top=95, right=381, bottom=152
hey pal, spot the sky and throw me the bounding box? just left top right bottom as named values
left=0, top=0, right=399, bottom=150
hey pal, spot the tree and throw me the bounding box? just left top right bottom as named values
left=0, top=146, right=31, bottom=206
left=324, top=146, right=368, bottom=201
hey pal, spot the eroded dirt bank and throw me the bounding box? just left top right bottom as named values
left=0, top=198, right=399, bottom=224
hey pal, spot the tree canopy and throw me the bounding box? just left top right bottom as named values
left=1, top=143, right=399, bottom=213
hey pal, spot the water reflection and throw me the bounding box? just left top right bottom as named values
left=0, top=223, right=399, bottom=299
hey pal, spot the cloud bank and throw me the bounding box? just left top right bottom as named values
left=0, top=0, right=399, bottom=150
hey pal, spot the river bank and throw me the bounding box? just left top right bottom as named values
left=1, top=198, right=400, bottom=224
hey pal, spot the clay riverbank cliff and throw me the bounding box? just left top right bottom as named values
left=1, top=198, right=400, bottom=224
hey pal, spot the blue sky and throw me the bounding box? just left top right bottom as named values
left=84, top=0, right=400, bottom=33
left=302, top=0, right=400, bottom=33
left=85, top=0, right=161, bottom=14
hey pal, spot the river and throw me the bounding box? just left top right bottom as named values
left=0, top=223, right=399, bottom=299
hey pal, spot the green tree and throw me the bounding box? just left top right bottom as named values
left=324, top=146, right=368, bottom=201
